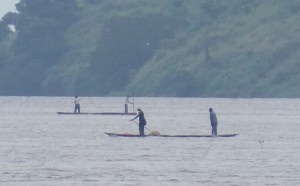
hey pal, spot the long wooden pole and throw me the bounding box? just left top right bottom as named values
left=132, top=91, right=135, bottom=113
left=131, top=120, right=151, bottom=132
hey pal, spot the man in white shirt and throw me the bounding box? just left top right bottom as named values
left=74, top=96, right=80, bottom=113
left=124, top=95, right=133, bottom=113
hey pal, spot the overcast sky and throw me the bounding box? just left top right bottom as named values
left=0, top=0, right=19, bottom=18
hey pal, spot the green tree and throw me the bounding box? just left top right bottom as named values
left=88, top=14, right=186, bottom=95
left=0, top=0, right=79, bottom=95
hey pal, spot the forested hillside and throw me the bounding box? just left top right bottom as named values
left=0, top=0, right=300, bottom=97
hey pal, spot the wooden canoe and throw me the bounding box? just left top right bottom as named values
left=104, top=132, right=238, bottom=138
left=57, top=112, right=136, bottom=115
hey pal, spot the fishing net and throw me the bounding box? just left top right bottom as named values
left=149, top=130, right=161, bottom=136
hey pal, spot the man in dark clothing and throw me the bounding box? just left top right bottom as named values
left=130, top=107, right=147, bottom=136
left=209, top=108, right=218, bottom=137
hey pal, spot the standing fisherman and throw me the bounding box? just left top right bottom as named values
left=130, top=107, right=147, bottom=136
left=74, top=96, right=80, bottom=113
left=209, top=108, right=218, bottom=137
left=124, top=95, right=133, bottom=114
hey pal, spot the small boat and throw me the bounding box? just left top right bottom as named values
left=104, top=132, right=238, bottom=138
left=57, top=112, right=136, bottom=115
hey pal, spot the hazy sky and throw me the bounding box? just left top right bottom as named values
left=0, top=0, right=19, bottom=18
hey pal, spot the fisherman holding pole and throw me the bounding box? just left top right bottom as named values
left=130, top=107, right=147, bottom=136
left=124, top=95, right=133, bottom=114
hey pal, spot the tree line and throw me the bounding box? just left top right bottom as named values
left=0, top=0, right=300, bottom=97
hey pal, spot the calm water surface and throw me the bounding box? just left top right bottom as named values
left=0, top=97, right=299, bottom=186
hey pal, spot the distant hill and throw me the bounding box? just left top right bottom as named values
left=0, top=0, right=300, bottom=97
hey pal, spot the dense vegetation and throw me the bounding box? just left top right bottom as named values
left=0, top=0, right=300, bottom=97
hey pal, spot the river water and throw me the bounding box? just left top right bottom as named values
left=0, top=97, right=299, bottom=186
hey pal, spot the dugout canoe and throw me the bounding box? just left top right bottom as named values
left=57, top=112, right=136, bottom=115
left=104, top=132, right=239, bottom=138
